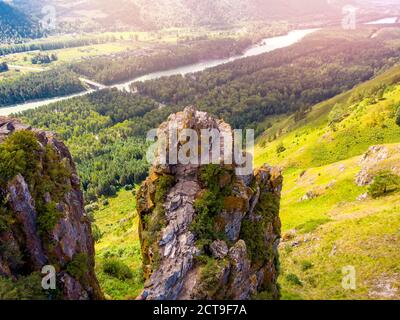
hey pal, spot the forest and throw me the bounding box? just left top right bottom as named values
left=0, top=69, right=84, bottom=106
left=69, top=38, right=252, bottom=85
left=18, top=89, right=179, bottom=201
left=0, top=2, right=42, bottom=44
left=0, top=38, right=251, bottom=107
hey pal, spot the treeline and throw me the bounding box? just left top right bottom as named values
left=133, top=30, right=400, bottom=134
left=0, top=35, right=118, bottom=56
left=18, top=89, right=179, bottom=201
left=0, top=69, right=84, bottom=106
left=69, top=38, right=252, bottom=85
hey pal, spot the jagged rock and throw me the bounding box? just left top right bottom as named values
left=136, top=107, right=282, bottom=300
left=0, top=117, right=103, bottom=300
left=356, top=145, right=390, bottom=186
left=210, top=240, right=229, bottom=259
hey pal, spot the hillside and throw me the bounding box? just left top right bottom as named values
left=254, top=65, right=400, bottom=299
left=12, top=0, right=357, bottom=31
left=0, top=2, right=41, bottom=43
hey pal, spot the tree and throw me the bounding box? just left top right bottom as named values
left=368, top=170, right=400, bottom=198
left=0, top=62, right=8, bottom=73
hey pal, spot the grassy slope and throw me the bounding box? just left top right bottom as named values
left=92, top=190, right=143, bottom=300
left=255, top=65, right=400, bottom=300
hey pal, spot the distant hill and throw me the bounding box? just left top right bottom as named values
left=11, top=0, right=363, bottom=31
left=0, top=1, right=42, bottom=43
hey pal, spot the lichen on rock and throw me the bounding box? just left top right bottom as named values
left=136, top=107, right=282, bottom=300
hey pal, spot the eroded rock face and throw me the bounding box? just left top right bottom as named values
left=136, top=107, right=282, bottom=300
left=0, top=117, right=103, bottom=300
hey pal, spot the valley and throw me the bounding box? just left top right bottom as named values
left=0, top=0, right=399, bottom=302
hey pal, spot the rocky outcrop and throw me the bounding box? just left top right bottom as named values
left=356, top=145, right=400, bottom=186
left=136, top=107, right=282, bottom=300
left=0, top=117, right=103, bottom=300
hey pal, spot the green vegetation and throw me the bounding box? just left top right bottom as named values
left=0, top=68, right=84, bottom=107
left=198, top=256, right=228, bottom=297
left=0, top=131, right=71, bottom=240
left=92, top=190, right=143, bottom=300
left=141, top=174, right=175, bottom=270
left=285, top=273, right=303, bottom=286
left=368, top=171, right=400, bottom=198
left=70, top=38, right=250, bottom=85
left=0, top=273, right=47, bottom=300
left=0, top=35, right=118, bottom=56
left=103, top=258, right=133, bottom=280
left=240, top=191, right=280, bottom=265
left=0, top=62, right=8, bottom=73
left=31, top=53, right=58, bottom=65
left=255, top=64, right=400, bottom=300
left=0, top=2, right=42, bottom=44
left=191, top=165, right=232, bottom=248
left=18, top=90, right=163, bottom=201
left=0, top=130, right=40, bottom=184
left=66, top=253, right=89, bottom=282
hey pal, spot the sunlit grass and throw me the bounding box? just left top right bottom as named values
left=93, top=189, right=144, bottom=300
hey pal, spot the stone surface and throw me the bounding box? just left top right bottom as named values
left=136, top=107, right=282, bottom=300
left=0, top=117, right=103, bottom=300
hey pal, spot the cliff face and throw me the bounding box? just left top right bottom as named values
left=136, top=107, right=282, bottom=300
left=0, top=117, right=103, bottom=300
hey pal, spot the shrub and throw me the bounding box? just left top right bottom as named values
left=85, top=203, right=99, bottom=213
left=192, top=191, right=224, bottom=242
left=0, top=131, right=40, bottom=185
left=191, top=165, right=232, bottom=248
left=103, top=258, right=133, bottom=280
left=0, top=273, right=47, bottom=300
left=36, top=202, right=62, bottom=236
left=301, top=260, right=313, bottom=271
left=124, top=184, right=133, bottom=191
left=66, top=253, right=89, bottom=281
left=276, top=143, right=286, bottom=154
left=285, top=273, right=303, bottom=286
left=92, top=224, right=102, bottom=243
left=368, top=170, right=400, bottom=198
left=154, top=175, right=175, bottom=203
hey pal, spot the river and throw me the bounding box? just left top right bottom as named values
left=365, top=17, right=398, bottom=24
left=0, top=28, right=317, bottom=116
